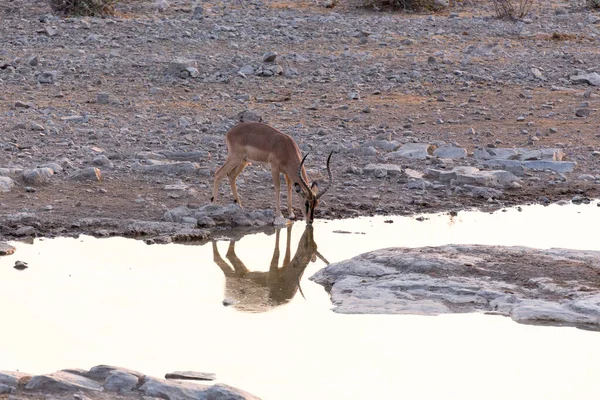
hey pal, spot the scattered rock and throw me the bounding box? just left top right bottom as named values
left=14, top=260, right=28, bottom=270
left=22, top=168, right=54, bottom=185
left=433, top=146, right=467, bottom=159
left=15, top=226, right=35, bottom=236
left=570, top=72, right=600, bottom=86
left=262, top=51, right=278, bottom=63
left=69, top=167, right=102, bottom=181
left=363, top=163, right=403, bottom=176
left=165, top=371, right=216, bottom=381
left=0, top=243, right=16, bottom=256
left=385, top=143, right=435, bottom=160
left=0, top=176, right=15, bottom=192
left=238, top=110, right=263, bottom=123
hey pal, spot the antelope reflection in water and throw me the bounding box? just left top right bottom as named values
left=212, top=225, right=327, bottom=312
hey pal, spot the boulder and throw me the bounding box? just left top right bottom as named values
left=310, top=245, right=600, bottom=329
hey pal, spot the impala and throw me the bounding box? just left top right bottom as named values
left=212, top=224, right=328, bottom=312
left=211, top=122, right=333, bottom=224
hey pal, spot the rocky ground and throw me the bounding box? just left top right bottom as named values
left=1, top=0, right=600, bottom=242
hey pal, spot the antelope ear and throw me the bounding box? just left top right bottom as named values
left=311, top=181, right=319, bottom=195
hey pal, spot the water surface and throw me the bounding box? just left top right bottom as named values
left=1, top=202, right=599, bottom=400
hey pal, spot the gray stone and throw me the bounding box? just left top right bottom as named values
left=310, top=245, right=600, bottom=328
left=454, top=168, right=521, bottom=188
left=167, top=59, right=198, bottom=78
left=433, top=146, right=467, bottom=159
left=262, top=51, right=277, bottom=63
left=481, top=160, right=526, bottom=176
left=570, top=72, right=600, bottom=86
left=238, top=65, right=256, bottom=75
left=0, top=371, right=29, bottom=387
left=405, top=179, right=434, bottom=190
left=25, top=372, right=102, bottom=392
left=97, top=93, right=110, bottom=104
left=138, top=377, right=208, bottom=400
left=159, top=151, right=210, bottom=162
left=133, top=161, right=199, bottom=175
left=37, top=71, right=57, bottom=84
left=165, top=371, right=216, bottom=381
left=22, top=168, right=54, bottom=185
left=69, top=167, right=102, bottom=181
left=92, top=155, right=114, bottom=168
left=363, top=140, right=398, bottom=152
left=0, top=168, right=23, bottom=177
left=462, top=185, right=503, bottom=199
left=30, top=122, right=45, bottom=131
left=0, top=243, right=17, bottom=256
left=0, top=384, right=12, bottom=394
left=474, top=147, right=564, bottom=161
left=38, top=163, right=64, bottom=174
left=191, top=5, right=203, bottom=19
left=76, top=365, right=145, bottom=382
left=426, top=167, right=521, bottom=188
left=363, top=164, right=403, bottom=176
left=385, top=143, right=434, bottom=160
left=15, top=226, right=35, bottom=236
left=203, top=384, right=262, bottom=400
left=0, top=176, right=15, bottom=192
left=103, top=370, right=139, bottom=393
left=522, top=160, right=577, bottom=174
left=166, top=204, right=274, bottom=228
left=577, top=174, right=596, bottom=182
left=61, top=115, right=86, bottom=123
left=238, top=110, right=262, bottom=123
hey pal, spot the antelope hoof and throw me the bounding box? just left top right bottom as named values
left=210, top=196, right=214, bottom=202
left=274, top=216, right=292, bottom=227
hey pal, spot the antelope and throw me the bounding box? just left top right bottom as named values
left=212, top=224, right=328, bottom=312
left=211, top=122, right=333, bottom=225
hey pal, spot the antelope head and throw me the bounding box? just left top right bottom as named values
left=295, top=151, right=333, bottom=225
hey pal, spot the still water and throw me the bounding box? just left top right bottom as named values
left=1, top=202, right=599, bottom=400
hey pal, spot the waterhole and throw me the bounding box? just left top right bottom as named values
left=1, top=202, right=599, bottom=400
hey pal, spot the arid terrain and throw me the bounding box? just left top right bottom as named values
left=1, top=0, right=600, bottom=241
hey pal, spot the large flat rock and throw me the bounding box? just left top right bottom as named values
left=139, top=377, right=261, bottom=400
left=24, top=371, right=103, bottom=392
left=310, top=245, right=600, bottom=329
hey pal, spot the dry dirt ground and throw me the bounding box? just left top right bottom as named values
left=1, top=0, right=600, bottom=241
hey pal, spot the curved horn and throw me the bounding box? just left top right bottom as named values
left=297, top=153, right=312, bottom=194
left=316, top=151, right=333, bottom=200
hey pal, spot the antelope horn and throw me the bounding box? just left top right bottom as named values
left=297, top=153, right=312, bottom=194
left=315, top=151, right=333, bottom=200
left=316, top=251, right=330, bottom=265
